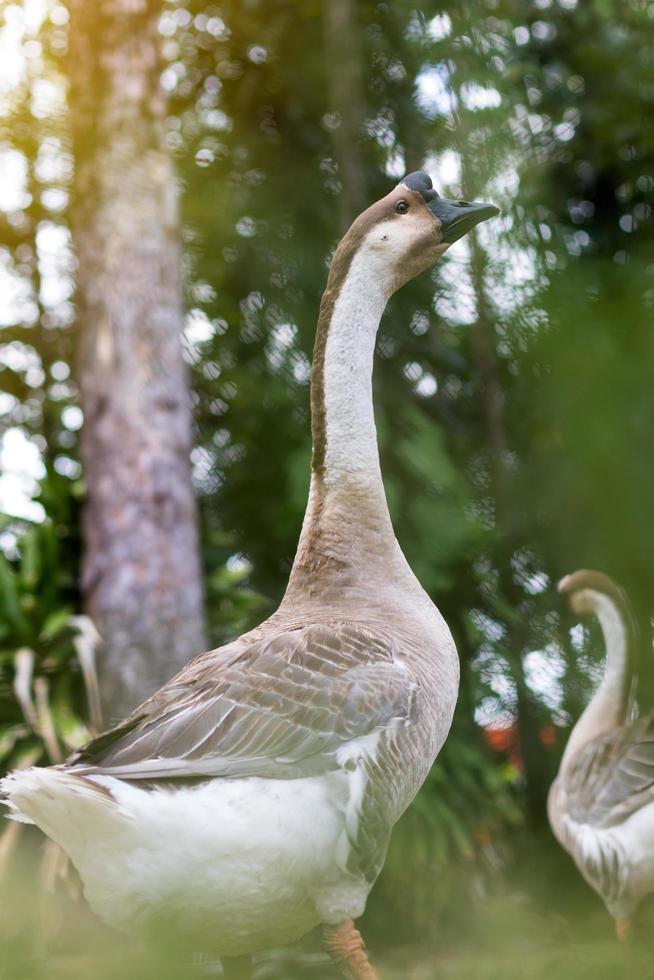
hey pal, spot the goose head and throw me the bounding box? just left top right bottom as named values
left=336, top=170, right=499, bottom=295
left=558, top=569, right=631, bottom=622
left=558, top=568, right=636, bottom=693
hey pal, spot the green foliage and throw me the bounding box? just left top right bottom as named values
left=1, top=858, right=654, bottom=978
left=368, top=721, right=521, bottom=942
left=201, top=527, right=272, bottom=646
left=0, top=471, right=89, bottom=774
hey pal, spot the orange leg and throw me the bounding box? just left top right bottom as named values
left=615, top=917, right=631, bottom=943
left=323, top=919, right=379, bottom=980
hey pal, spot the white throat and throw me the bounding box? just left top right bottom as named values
left=594, top=593, right=629, bottom=681
left=321, top=251, right=390, bottom=489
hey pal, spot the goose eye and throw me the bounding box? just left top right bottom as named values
left=395, top=201, right=409, bottom=214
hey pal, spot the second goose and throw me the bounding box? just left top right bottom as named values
left=550, top=570, right=654, bottom=941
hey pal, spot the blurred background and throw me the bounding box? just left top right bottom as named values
left=0, top=0, right=654, bottom=976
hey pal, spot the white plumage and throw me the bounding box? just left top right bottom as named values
left=3, top=765, right=371, bottom=955
left=550, top=569, right=654, bottom=939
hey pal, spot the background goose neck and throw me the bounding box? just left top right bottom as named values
left=560, top=591, right=633, bottom=772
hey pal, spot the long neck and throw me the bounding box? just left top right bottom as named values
left=283, top=250, right=412, bottom=606
left=561, top=592, right=632, bottom=771
left=315, top=254, right=389, bottom=489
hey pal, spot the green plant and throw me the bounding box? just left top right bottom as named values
left=0, top=471, right=94, bottom=772
left=0, top=471, right=98, bottom=877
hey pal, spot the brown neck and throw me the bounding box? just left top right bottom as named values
left=282, top=242, right=402, bottom=605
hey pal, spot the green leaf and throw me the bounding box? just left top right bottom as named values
left=18, top=525, right=40, bottom=590
left=0, top=554, right=28, bottom=641
left=39, top=607, right=74, bottom=642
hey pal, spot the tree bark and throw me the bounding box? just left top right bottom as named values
left=323, top=0, right=367, bottom=229
left=464, top=164, right=549, bottom=827
left=67, top=0, right=206, bottom=720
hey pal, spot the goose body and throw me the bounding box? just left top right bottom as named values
left=9, top=763, right=364, bottom=952
left=549, top=570, right=654, bottom=938
left=6, top=617, right=451, bottom=956
left=2, top=174, right=498, bottom=975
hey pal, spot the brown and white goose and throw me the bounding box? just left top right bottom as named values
left=2, top=173, right=498, bottom=979
left=550, top=570, right=654, bottom=941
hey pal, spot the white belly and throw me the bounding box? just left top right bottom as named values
left=617, top=799, right=654, bottom=907
left=8, top=770, right=370, bottom=956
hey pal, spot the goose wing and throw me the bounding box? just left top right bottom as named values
left=551, top=715, right=654, bottom=910
left=564, top=713, right=654, bottom=828
left=68, top=622, right=417, bottom=782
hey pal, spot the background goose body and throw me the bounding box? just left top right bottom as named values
left=549, top=570, right=654, bottom=938
left=2, top=174, right=498, bottom=976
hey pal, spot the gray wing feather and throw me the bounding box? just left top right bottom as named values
left=69, top=623, right=416, bottom=782
left=564, top=713, right=654, bottom=828
left=558, top=816, right=629, bottom=909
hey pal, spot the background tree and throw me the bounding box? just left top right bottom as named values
left=67, top=0, right=206, bottom=717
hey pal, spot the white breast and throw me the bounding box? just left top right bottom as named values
left=617, top=799, right=654, bottom=905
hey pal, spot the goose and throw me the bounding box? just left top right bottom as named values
left=1, top=172, right=499, bottom=979
left=549, top=569, right=654, bottom=942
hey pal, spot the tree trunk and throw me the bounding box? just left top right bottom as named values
left=323, top=0, right=367, bottom=229
left=465, top=177, right=549, bottom=827
left=68, top=0, right=206, bottom=720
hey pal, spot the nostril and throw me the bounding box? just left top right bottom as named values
left=457, top=200, right=471, bottom=207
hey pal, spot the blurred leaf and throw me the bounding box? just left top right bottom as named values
left=0, top=556, right=28, bottom=641
left=40, top=609, right=74, bottom=642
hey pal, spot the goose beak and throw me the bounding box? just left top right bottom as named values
left=428, top=197, right=500, bottom=244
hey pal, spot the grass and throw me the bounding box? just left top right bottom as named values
left=1, top=840, right=653, bottom=980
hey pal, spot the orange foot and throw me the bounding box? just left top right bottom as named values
left=615, top=917, right=631, bottom=944
left=324, top=919, right=379, bottom=980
